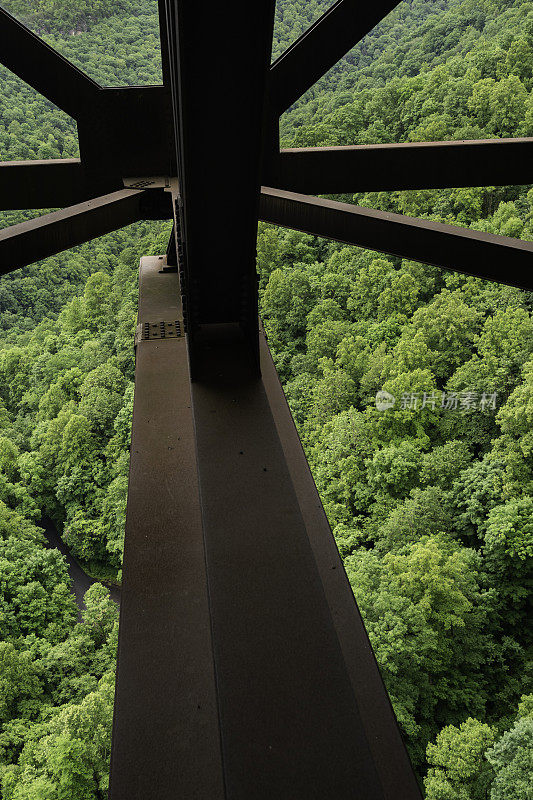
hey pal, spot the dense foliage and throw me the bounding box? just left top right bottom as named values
left=0, top=0, right=531, bottom=796
left=4, top=0, right=144, bottom=38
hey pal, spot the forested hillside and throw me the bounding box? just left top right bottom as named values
left=0, top=0, right=531, bottom=797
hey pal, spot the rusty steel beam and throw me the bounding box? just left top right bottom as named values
left=260, top=187, right=533, bottom=290
left=0, top=189, right=165, bottom=273
left=269, top=0, right=401, bottom=115
left=0, top=7, right=100, bottom=118
left=267, top=138, right=533, bottom=193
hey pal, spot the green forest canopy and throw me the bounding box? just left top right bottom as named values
left=0, top=0, right=531, bottom=797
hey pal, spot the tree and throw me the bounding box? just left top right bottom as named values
left=2, top=673, right=115, bottom=800
left=489, top=75, right=528, bottom=136
left=482, top=497, right=533, bottom=637
left=486, top=718, right=533, bottom=800
left=305, top=319, right=352, bottom=369
left=345, top=535, right=493, bottom=765
left=366, top=440, right=423, bottom=500
left=376, top=486, right=455, bottom=550
left=409, top=290, right=482, bottom=381
left=0, top=643, right=42, bottom=726
left=346, top=257, right=396, bottom=319
left=425, top=717, right=496, bottom=800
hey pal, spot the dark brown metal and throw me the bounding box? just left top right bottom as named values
left=165, top=0, right=276, bottom=372
left=2, top=134, right=533, bottom=212
left=187, top=319, right=422, bottom=799
left=77, top=86, right=175, bottom=186
left=260, top=187, right=533, bottom=290
left=0, top=6, right=99, bottom=118
left=269, top=0, right=401, bottom=115
left=267, top=138, right=533, bottom=194
left=259, top=328, right=421, bottom=800
left=109, top=256, right=225, bottom=800
left=0, top=159, right=123, bottom=210
left=4, top=2, right=525, bottom=796
left=0, top=189, right=159, bottom=273
left=135, top=318, right=182, bottom=343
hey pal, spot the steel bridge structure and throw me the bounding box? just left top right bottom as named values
left=0, top=1, right=531, bottom=798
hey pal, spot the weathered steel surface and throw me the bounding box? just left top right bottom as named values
left=269, top=138, right=533, bottom=193
left=0, top=190, right=155, bottom=273
left=77, top=86, right=175, bottom=187
left=260, top=187, right=533, bottom=290
left=164, top=0, right=276, bottom=363
left=109, top=257, right=225, bottom=800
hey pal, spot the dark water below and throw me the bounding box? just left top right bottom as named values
left=42, top=518, right=121, bottom=618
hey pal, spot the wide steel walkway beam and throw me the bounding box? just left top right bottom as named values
left=109, top=257, right=422, bottom=799
left=109, top=257, right=225, bottom=798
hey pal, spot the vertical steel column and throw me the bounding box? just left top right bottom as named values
left=163, top=0, right=276, bottom=372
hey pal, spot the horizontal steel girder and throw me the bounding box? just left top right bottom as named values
left=269, top=138, right=533, bottom=194
left=268, top=0, right=401, bottom=115
left=0, top=189, right=171, bottom=273
left=4, top=135, right=531, bottom=214
left=0, top=159, right=123, bottom=210
left=259, top=187, right=533, bottom=290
